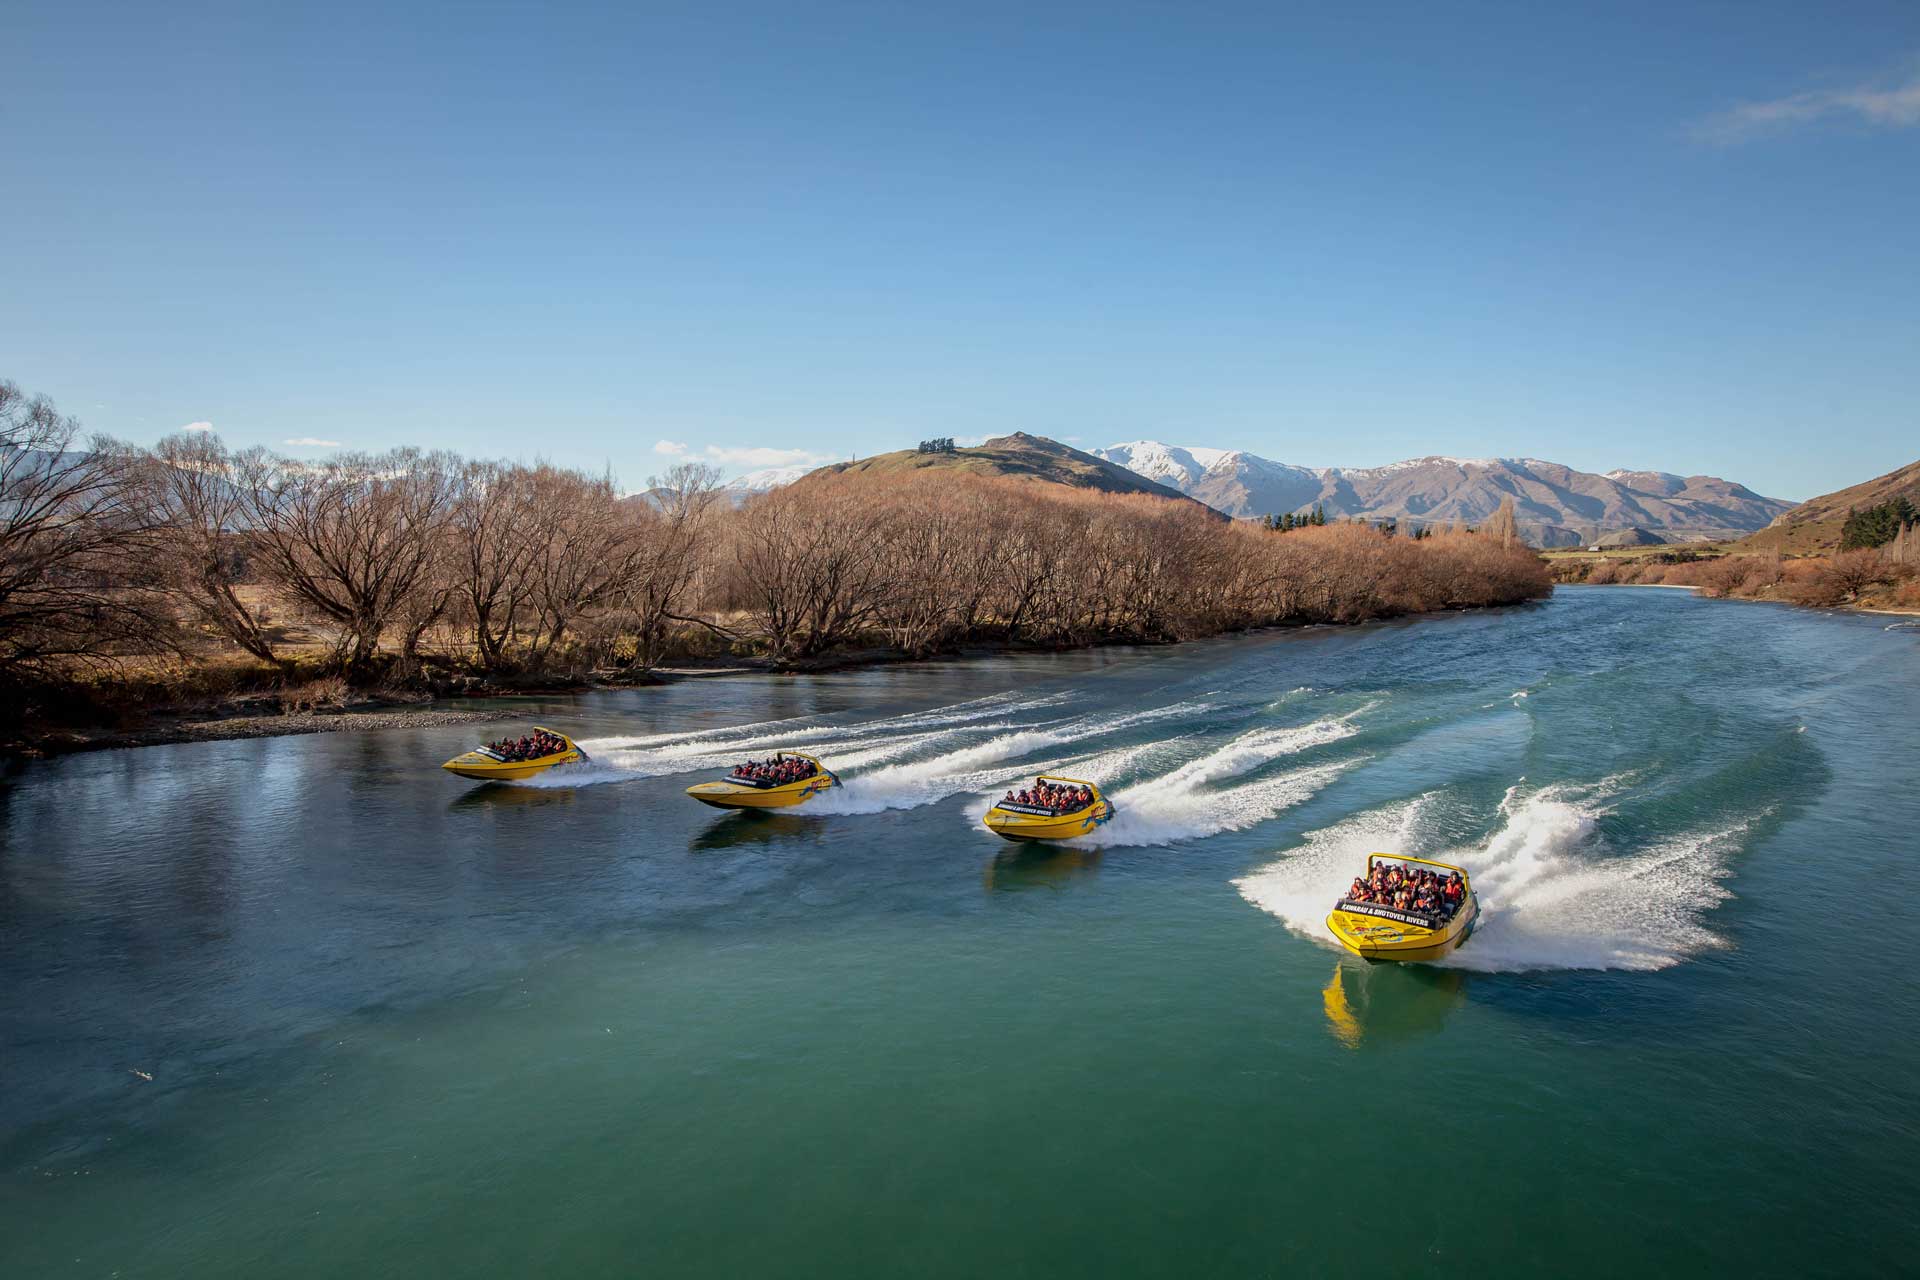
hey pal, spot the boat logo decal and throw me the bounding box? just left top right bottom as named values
left=1336, top=900, right=1441, bottom=929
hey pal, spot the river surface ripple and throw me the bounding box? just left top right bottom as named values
left=3, top=587, right=1918, bottom=1277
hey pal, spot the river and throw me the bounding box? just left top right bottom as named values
left=3, top=587, right=1917, bottom=1277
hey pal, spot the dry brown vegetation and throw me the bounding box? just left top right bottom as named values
left=1, top=379, right=1551, bottom=739
left=1558, top=534, right=1920, bottom=612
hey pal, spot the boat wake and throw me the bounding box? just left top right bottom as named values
left=511, top=694, right=1065, bottom=788
left=808, top=703, right=1205, bottom=815
left=1087, top=717, right=1366, bottom=847
left=1234, top=781, right=1748, bottom=972
left=945, top=714, right=1367, bottom=846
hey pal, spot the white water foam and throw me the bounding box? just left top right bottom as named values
left=522, top=728, right=931, bottom=787
left=1094, top=758, right=1358, bottom=848
left=1234, top=782, right=1747, bottom=972
left=527, top=693, right=1072, bottom=788
left=583, top=690, right=1060, bottom=758
left=947, top=712, right=1366, bottom=846
left=809, top=703, right=1206, bottom=815
left=1083, top=707, right=1370, bottom=846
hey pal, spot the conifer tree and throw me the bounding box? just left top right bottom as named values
left=1841, top=498, right=1917, bottom=550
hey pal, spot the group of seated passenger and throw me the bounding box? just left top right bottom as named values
left=1344, top=863, right=1465, bottom=918
left=488, top=730, right=567, bottom=761
left=999, top=778, right=1096, bottom=813
left=729, top=755, right=817, bottom=787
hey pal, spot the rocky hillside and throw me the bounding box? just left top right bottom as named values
left=1094, top=442, right=1793, bottom=544
left=1740, top=457, right=1920, bottom=554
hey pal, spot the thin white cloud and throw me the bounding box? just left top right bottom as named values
left=652, top=439, right=690, bottom=456
left=283, top=436, right=343, bottom=448
left=702, top=444, right=830, bottom=469
left=181, top=421, right=215, bottom=433
left=1694, top=60, right=1920, bottom=143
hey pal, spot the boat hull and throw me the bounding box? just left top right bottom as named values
left=441, top=748, right=582, bottom=782
left=1327, top=894, right=1479, bottom=964
left=686, top=775, right=836, bottom=809
left=983, top=801, right=1114, bottom=842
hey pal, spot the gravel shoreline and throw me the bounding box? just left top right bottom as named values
left=12, top=706, right=499, bottom=758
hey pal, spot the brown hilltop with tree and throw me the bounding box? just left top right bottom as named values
left=1740, top=456, right=1920, bottom=555
left=807, top=432, right=1224, bottom=516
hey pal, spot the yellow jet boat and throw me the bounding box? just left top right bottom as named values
left=685, top=752, right=839, bottom=810
left=1326, top=854, right=1479, bottom=964
left=982, top=775, right=1114, bottom=842
left=441, top=727, right=588, bottom=782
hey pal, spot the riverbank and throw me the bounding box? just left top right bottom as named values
left=1573, top=580, right=1920, bottom=616
left=2, top=602, right=1551, bottom=760
left=1550, top=544, right=1919, bottom=613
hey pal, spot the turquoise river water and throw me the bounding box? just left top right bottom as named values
left=3, top=586, right=1918, bottom=1277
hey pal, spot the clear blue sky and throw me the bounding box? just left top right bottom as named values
left=7, top=1, right=1918, bottom=498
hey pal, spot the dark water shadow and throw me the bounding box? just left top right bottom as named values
left=447, top=784, right=579, bottom=814
left=1321, top=960, right=1467, bottom=1050
left=982, top=843, right=1104, bottom=892
left=689, top=811, right=818, bottom=852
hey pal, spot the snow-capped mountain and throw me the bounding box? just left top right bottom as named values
left=1096, top=441, right=1230, bottom=491
left=1096, top=442, right=1794, bottom=543
left=624, top=463, right=809, bottom=512
left=725, top=464, right=811, bottom=493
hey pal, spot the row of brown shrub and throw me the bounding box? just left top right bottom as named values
left=723, top=472, right=1552, bottom=660
left=2, top=379, right=1553, bottom=707
left=1573, top=548, right=1918, bottom=609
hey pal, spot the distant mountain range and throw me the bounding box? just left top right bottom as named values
left=1094, top=442, right=1793, bottom=545
left=702, top=433, right=1797, bottom=545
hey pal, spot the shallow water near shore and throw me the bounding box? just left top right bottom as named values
left=4, top=587, right=1919, bottom=1277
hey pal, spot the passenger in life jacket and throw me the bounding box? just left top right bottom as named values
left=487, top=730, right=567, bottom=762
left=1343, top=864, right=1466, bottom=919
left=1000, top=781, right=1095, bottom=813
left=728, top=754, right=815, bottom=786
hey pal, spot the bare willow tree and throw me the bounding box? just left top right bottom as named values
left=519, top=466, right=647, bottom=666
left=0, top=381, right=172, bottom=686
left=614, top=462, right=724, bottom=669
left=246, top=448, right=460, bottom=674
left=728, top=478, right=891, bottom=660
left=448, top=460, right=544, bottom=671
left=1482, top=496, right=1519, bottom=550
left=876, top=473, right=972, bottom=657
left=992, top=494, right=1082, bottom=642
left=146, top=431, right=282, bottom=663
left=1888, top=521, right=1919, bottom=569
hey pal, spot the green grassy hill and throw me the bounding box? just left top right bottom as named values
left=810, top=433, right=1225, bottom=515
left=1739, top=457, right=1920, bottom=554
